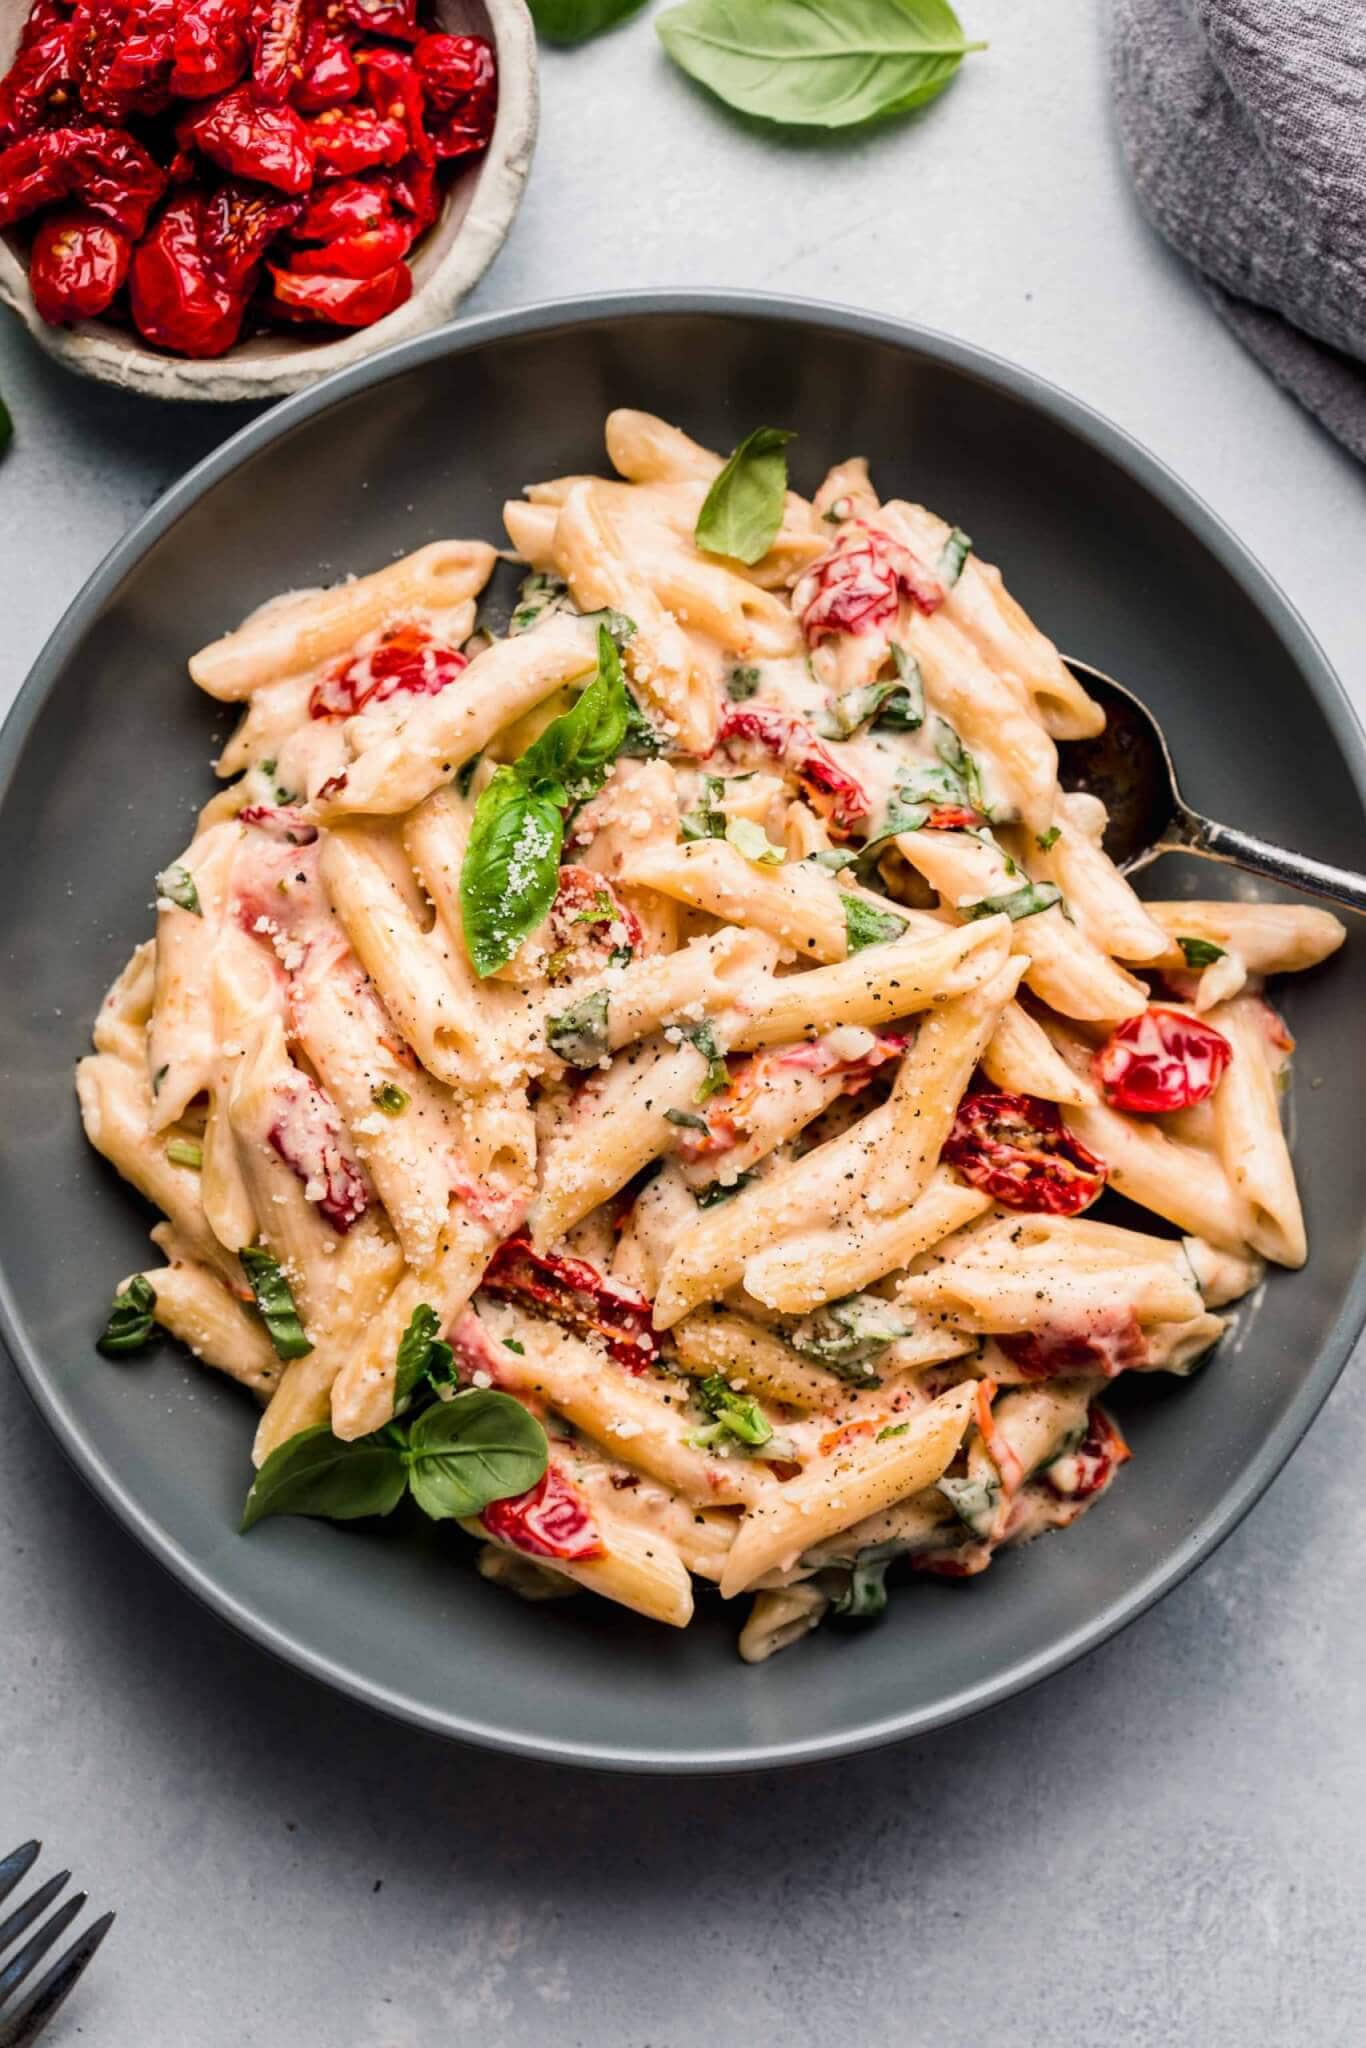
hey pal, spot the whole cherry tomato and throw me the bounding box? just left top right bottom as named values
left=0, top=124, right=165, bottom=233
left=170, top=0, right=250, bottom=99
left=129, top=190, right=246, bottom=355
left=1092, top=1006, right=1232, bottom=1114
left=307, top=102, right=408, bottom=176
left=28, top=205, right=130, bottom=323
left=997, top=1311, right=1146, bottom=1381
left=943, top=1088, right=1108, bottom=1214
left=268, top=255, right=410, bottom=324
left=182, top=84, right=314, bottom=191
left=480, top=1468, right=605, bottom=1563
left=287, top=214, right=412, bottom=275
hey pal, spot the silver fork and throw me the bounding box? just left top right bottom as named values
left=0, top=1843, right=114, bottom=2047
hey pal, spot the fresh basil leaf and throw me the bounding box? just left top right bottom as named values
left=932, top=717, right=984, bottom=811
left=1035, top=825, right=1061, bottom=852
left=961, top=879, right=1063, bottom=923
left=165, top=1138, right=203, bottom=1170
left=608, top=944, right=634, bottom=968
left=790, top=1293, right=911, bottom=1381
left=876, top=1421, right=909, bottom=1441
left=519, top=628, right=629, bottom=802
left=693, top=1171, right=755, bottom=1207
left=664, top=1106, right=710, bottom=1131
left=620, top=687, right=663, bottom=758
left=816, top=669, right=923, bottom=741
left=936, top=1471, right=1000, bottom=1539
left=725, top=816, right=784, bottom=865
left=887, top=643, right=926, bottom=726
left=680, top=775, right=729, bottom=842
left=831, top=1553, right=892, bottom=1620
left=547, top=987, right=612, bottom=1067
left=579, top=606, right=637, bottom=647
left=240, top=1245, right=312, bottom=1360
left=687, top=1021, right=730, bottom=1099
left=372, top=1083, right=409, bottom=1115
left=528, top=0, right=649, bottom=42
left=394, top=1303, right=455, bottom=1409
left=97, top=1274, right=158, bottom=1356
left=690, top=1372, right=773, bottom=1451
left=404, top=1391, right=548, bottom=1520
left=155, top=862, right=201, bottom=915
left=843, top=895, right=909, bottom=952
left=240, top=1423, right=407, bottom=1532
left=727, top=666, right=761, bottom=701
left=938, top=526, right=972, bottom=587
left=460, top=770, right=564, bottom=978
left=657, top=0, right=984, bottom=130
left=1177, top=935, right=1227, bottom=969
left=694, top=427, right=794, bottom=565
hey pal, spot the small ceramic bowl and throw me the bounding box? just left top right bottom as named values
left=0, top=0, right=538, bottom=401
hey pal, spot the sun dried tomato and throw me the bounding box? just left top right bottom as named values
left=247, top=0, right=306, bottom=102
left=943, top=1089, right=1107, bottom=1215
left=170, top=0, right=250, bottom=98
left=356, top=43, right=429, bottom=158
left=307, top=101, right=407, bottom=176
left=480, top=1468, right=604, bottom=1563
left=97, top=0, right=178, bottom=113
left=342, top=0, right=420, bottom=43
left=237, top=802, right=318, bottom=843
left=923, top=804, right=981, bottom=831
left=1092, top=1006, right=1232, bottom=1115
left=201, top=178, right=299, bottom=288
left=387, top=148, right=435, bottom=224
left=183, top=84, right=314, bottom=191
left=481, top=1235, right=659, bottom=1372
left=293, top=172, right=389, bottom=238
left=712, top=703, right=870, bottom=832
left=539, top=865, right=642, bottom=982
left=1043, top=1402, right=1132, bottom=1500
left=286, top=213, right=411, bottom=274
left=268, top=253, right=409, bottom=322
left=0, top=0, right=80, bottom=146
left=413, top=32, right=494, bottom=159
left=128, top=190, right=246, bottom=355
left=28, top=204, right=130, bottom=322
left=292, top=28, right=359, bottom=111
left=267, top=1068, right=370, bottom=1231
left=793, top=522, right=945, bottom=642
left=309, top=622, right=464, bottom=715
left=0, top=124, right=165, bottom=233
left=998, top=1311, right=1147, bottom=1381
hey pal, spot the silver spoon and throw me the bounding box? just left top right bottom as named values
left=1056, top=658, right=1366, bottom=915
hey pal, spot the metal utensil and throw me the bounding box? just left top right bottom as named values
left=0, top=1843, right=113, bottom=2047
left=1058, top=658, right=1366, bottom=913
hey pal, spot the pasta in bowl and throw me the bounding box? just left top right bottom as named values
left=77, top=405, right=1346, bottom=1665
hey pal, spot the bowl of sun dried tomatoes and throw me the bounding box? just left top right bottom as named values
left=0, top=0, right=536, bottom=397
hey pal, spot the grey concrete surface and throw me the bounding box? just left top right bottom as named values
left=2, top=4, right=1364, bottom=2043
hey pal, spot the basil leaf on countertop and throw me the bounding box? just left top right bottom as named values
left=694, top=426, right=794, bottom=565
left=241, top=1424, right=408, bottom=1532
left=240, top=1244, right=312, bottom=1360
left=404, top=1392, right=549, bottom=1521
left=529, top=0, right=650, bottom=42
left=657, top=0, right=985, bottom=130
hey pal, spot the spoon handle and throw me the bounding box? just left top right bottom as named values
left=1170, top=810, right=1366, bottom=914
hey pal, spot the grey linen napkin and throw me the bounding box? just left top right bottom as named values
left=1111, top=0, right=1366, bottom=460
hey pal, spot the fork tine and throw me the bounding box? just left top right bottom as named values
left=0, top=1895, right=85, bottom=2009
left=0, top=1912, right=115, bottom=2048
left=0, top=1855, right=38, bottom=1914
left=0, top=1879, right=68, bottom=1963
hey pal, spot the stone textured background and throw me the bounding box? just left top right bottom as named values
left=1, top=4, right=1363, bottom=2041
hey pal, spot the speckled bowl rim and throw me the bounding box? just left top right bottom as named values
left=3, top=290, right=1364, bottom=1772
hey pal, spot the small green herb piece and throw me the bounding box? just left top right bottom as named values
left=1177, top=935, right=1227, bottom=969
left=937, top=1471, right=1000, bottom=1539
left=455, top=754, right=483, bottom=798
left=680, top=774, right=729, bottom=843
left=510, top=569, right=569, bottom=634
left=727, top=666, right=762, bottom=701
left=1035, top=825, right=1061, bottom=852
left=961, top=879, right=1063, bottom=923
left=240, top=1245, right=312, bottom=1360
left=816, top=665, right=924, bottom=740
left=165, top=1138, right=204, bottom=1170
left=403, top=1391, right=548, bottom=1520
left=664, top=1106, right=711, bottom=1131
left=372, top=1083, right=409, bottom=1115
left=843, top=895, right=909, bottom=952
left=933, top=717, right=984, bottom=811
left=608, top=944, right=634, bottom=969
left=620, top=687, right=664, bottom=759
left=548, top=987, right=612, bottom=1067
left=693, top=1172, right=755, bottom=1207
left=790, top=1293, right=912, bottom=1383
left=155, top=862, right=201, bottom=915
left=725, top=816, right=784, bottom=865
left=97, top=1274, right=158, bottom=1356
left=573, top=890, right=618, bottom=925
left=503, top=1337, right=526, bottom=1355
left=241, top=1424, right=408, bottom=1532
left=938, top=526, right=972, bottom=587
left=876, top=1421, right=909, bottom=1441
left=656, top=0, right=985, bottom=131
left=804, top=848, right=857, bottom=874
left=694, top=426, right=794, bottom=565
left=687, top=1021, right=730, bottom=1099
left=690, top=1372, right=773, bottom=1452
left=152, top=1064, right=169, bottom=1096
left=831, top=1554, right=892, bottom=1620
left=394, top=1303, right=456, bottom=1410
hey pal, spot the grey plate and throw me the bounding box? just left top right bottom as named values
left=2, top=293, right=1363, bottom=1773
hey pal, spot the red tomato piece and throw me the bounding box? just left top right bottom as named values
left=1043, top=1402, right=1132, bottom=1500
left=923, top=804, right=982, bottom=830
left=997, top=1311, right=1147, bottom=1381
left=293, top=173, right=389, bottom=238
left=267, top=1067, right=369, bottom=1231
left=236, top=802, right=318, bottom=844
left=0, top=0, right=81, bottom=146
left=128, top=190, right=246, bottom=355
left=387, top=149, right=436, bottom=225
left=201, top=178, right=299, bottom=287
left=184, top=84, right=314, bottom=191
left=269, top=255, right=410, bottom=323
left=286, top=213, right=411, bottom=276
left=538, top=865, right=642, bottom=982
left=481, top=1235, right=659, bottom=1372
left=712, top=703, right=870, bottom=832
left=247, top=0, right=306, bottom=102
left=480, top=1468, right=605, bottom=1563
left=356, top=44, right=429, bottom=157
left=793, top=522, right=945, bottom=643
left=309, top=622, right=464, bottom=715
left=1092, top=1006, right=1233, bottom=1115
left=342, top=0, right=420, bottom=42
left=292, top=29, right=360, bottom=111
left=170, top=0, right=250, bottom=98
left=73, top=0, right=176, bottom=120
left=28, top=205, right=130, bottom=323
left=0, top=124, right=165, bottom=233
left=943, top=1089, right=1108, bottom=1215
left=307, top=102, right=408, bottom=176
left=412, top=30, right=492, bottom=113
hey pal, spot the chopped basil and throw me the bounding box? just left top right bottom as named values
left=843, top=895, right=908, bottom=952
left=938, top=526, right=972, bottom=588
left=936, top=1471, right=999, bottom=1539
left=725, top=816, right=784, bottom=865
left=932, top=717, right=984, bottom=812
left=693, top=1172, right=754, bottom=1207
left=503, top=1337, right=525, bottom=1355
left=394, top=1302, right=456, bottom=1410
left=548, top=987, right=612, bottom=1067
left=680, top=774, right=729, bottom=842
left=455, top=754, right=483, bottom=798
left=831, top=1553, right=892, bottom=1621
left=510, top=569, right=571, bottom=635
left=165, top=1138, right=203, bottom=1170
left=961, top=879, right=1063, bottom=923
left=155, top=862, right=201, bottom=915
left=664, top=1106, right=710, bottom=1130
left=573, top=890, right=618, bottom=925
left=694, top=426, right=794, bottom=565
left=790, top=1293, right=912, bottom=1383
left=803, top=848, right=856, bottom=874
left=1177, top=935, right=1227, bottom=969
left=240, top=1245, right=312, bottom=1360
left=690, top=1372, right=773, bottom=1452
left=372, top=1084, right=409, bottom=1115
left=1035, top=825, right=1061, bottom=852
left=152, top=1064, right=168, bottom=1096
left=97, top=1274, right=158, bottom=1356
left=876, top=1421, right=909, bottom=1441
left=687, top=1020, right=729, bottom=1099
left=727, top=666, right=761, bottom=701
left=620, top=686, right=664, bottom=759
